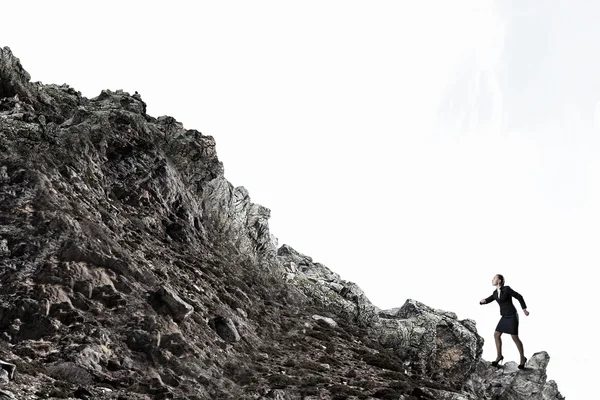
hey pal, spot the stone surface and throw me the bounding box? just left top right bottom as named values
left=0, top=46, right=564, bottom=399
left=0, top=389, right=15, bottom=399
left=151, top=285, right=194, bottom=323
left=311, top=315, right=338, bottom=328
left=210, top=316, right=241, bottom=342
left=464, top=351, right=564, bottom=400
left=277, top=244, right=381, bottom=328
left=0, top=360, right=15, bottom=381
left=375, top=299, right=484, bottom=386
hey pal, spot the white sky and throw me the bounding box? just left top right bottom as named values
left=3, top=1, right=598, bottom=397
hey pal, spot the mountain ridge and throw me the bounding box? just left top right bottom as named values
left=0, top=46, right=563, bottom=400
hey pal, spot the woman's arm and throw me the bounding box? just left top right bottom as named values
left=508, top=287, right=528, bottom=311
left=480, top=294, right=495, bottom=305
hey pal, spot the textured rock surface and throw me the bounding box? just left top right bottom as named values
left=0, top=46, right=563, bottom=399
left=376, top=300, right=483, bottom=387
left=464, top=352, right=563, bottom=400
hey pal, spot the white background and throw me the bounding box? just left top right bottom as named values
left=3, top=1, right=598, bottom=397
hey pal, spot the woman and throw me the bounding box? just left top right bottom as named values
left=480, top=274, right=530, bottom=369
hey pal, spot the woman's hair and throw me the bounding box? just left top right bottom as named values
left=496, top=274, right=505, bottom=287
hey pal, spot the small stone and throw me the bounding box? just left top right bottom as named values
left=311, top=315, right=338, bottom=328
left=210, top=316, right=241, bottom=342
left=0, top=240, right=9, bottom=256
left=152, top=286, right=194, bottom=323
left=0, top=359, right=16, bottom=380
left=0, top=388, right=16, bottom=399
left=0, top=369, right=8, bottom=385
left=0, top=166, right=9, bottom=183
left=236, top=307, right=248, bottom=319
left=74, top=387, right=92, bottom=400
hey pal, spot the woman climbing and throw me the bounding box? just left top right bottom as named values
left=480, top=274, right=530, bottom=369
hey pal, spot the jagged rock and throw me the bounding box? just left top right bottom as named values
left=202, top=178, right=279, bottom=264
left=0, top=47, right=563, bottom=399
left=0, top=360, right=15, bottom=381
left=278, top=244, right=380, bottom=327
left=0, top=370, right=8, bottom=385
left=265, top=389, right=295, bottom=399
left=311, top=315, right=337, bottom=328
left=210, top=316, right=241, bottom=342
left=0, top=389, right=15, bottom=399
left=74, top=387, right=93, bottom=400
left=0, top=166, right=8, bottom=183
left=376, top=299, right=483, bottom=385
left=150, top=286, right=194, bottom=323
left=465, top=351, right=564, bottom=400
left=75, top=345, right=108, bottom=372
left=0, top=47, right=31, bottom=100
left=45, top=362, right=93, bottom=386
left=0, top=239, right=8, bottom=256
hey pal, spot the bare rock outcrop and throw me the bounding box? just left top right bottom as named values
left=377, top=299, right=483, bottom=386
left=465, top=351, right=563, bottom=400
left=278, top=244, right=380, bottom=328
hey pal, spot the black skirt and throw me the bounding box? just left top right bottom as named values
left=495, top=313, right=519, bottom=335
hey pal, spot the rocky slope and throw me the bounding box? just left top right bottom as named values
left=0, top=46, right=563, bottom=400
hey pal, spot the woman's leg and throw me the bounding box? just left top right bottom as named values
left=494, top=331, right=503, bottom=360
left=511, top=335, right=525, bottom=363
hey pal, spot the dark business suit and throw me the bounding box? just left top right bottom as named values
left=480, top=285, right=527, bottom=334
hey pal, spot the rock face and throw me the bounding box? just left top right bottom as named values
left=0, top=46, right=563, bottom=399
left=377, top=300, right=483, bottom=387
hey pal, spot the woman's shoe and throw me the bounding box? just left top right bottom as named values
left=518, top=357, right=527, bottom=369
left=491, top=356, right=504, bottom=367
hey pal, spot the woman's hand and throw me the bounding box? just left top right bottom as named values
left=523, top=309, right=530, bottom=316
left=480, top=299, right=486, bottom=305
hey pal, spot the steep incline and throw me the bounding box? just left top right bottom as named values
left=0, top=47, right=563, bottom=400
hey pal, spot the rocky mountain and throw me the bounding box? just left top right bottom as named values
left=0, top=46, right=563, bottom=400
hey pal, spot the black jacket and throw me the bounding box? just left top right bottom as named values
left=480, top=286, right=527, bottom=316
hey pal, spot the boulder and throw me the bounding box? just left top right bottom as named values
left=377, top=299, right=483, bottom=385
left=210, top=316, right=241, bottom=343
left=151, top=286, right=194, bottom=323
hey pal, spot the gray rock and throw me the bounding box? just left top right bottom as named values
left=278, top=244, right=380, bottom=327
left=202, top=179, right=279, bottom=264
left=0, top=47, right=31, bottom=100
left=265, top=389, right=296, bottom=399
left=75, top=345, right=107, bottom=372
left=0, top=360, right=15, bottom=381
left=210, top=316, right=241, bottom=342
left=0, top=369, right=8, bottom=385
left=0, top=239, right=8, bottom=256
left=0, top=166, right=8, bottom=183
left=311, top=315, right=337, bottom=328
left=0, top=389, right=16, bottom=399
left=465, top=351, right=564, bottom=400
left=152, top=285, right=194, bottom=323
left=377, top=299, right=483, bottom=385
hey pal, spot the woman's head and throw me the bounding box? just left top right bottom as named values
left=492, top=274, right=505, bottom=287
